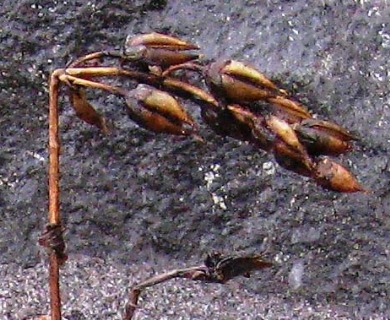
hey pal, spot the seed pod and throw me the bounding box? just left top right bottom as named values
left=227, top=104, right=273, bottom=151
left=273, top=139, right=314, bottom=177
left=266, top=115, right=303, bottom=151
left=205, top=60, right=285, bottom=102
left=300, top=119, right=358, bottom=141
left=124, top=46, right=200, bottom=68
left=68, top=87, right=108, bottom=134
left=222, top=60, right=284, bottom=92
left=134, top=84, right=194, bottom=125
left=125, top=84, right=200, bottom=138
left=267, top=95, right=311, bottom=122
left=267, top=115, right=315, bottom=173
left=124, top=32, right=200, bottom=68
left=127, top=106, right=193, bottom=136
left=293, top=119, right=357, bottom=156
left=126, top=32, right=199, bottom=50
left=314, top=158, right=367, bottom=193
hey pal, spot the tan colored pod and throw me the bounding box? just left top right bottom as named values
left=314, top=158, right=368, bottom=193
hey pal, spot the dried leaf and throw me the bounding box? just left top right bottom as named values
left=205, top=252, right=273, bottom=283
left=68, top=87, right=108, bottom=134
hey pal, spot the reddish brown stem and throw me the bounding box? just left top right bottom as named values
left=66, top=50, right=123, bottom=68
left=59, top=73, right=127, bottom=96
left=62, top=67, right=219, bottom=108
left=162, top=61, right=205, bottom=77
left=123, top=289, right=140, bottom=320
left=48, top=69, right=62, bottom=320
left=122, top=253, right=272, bottom=319
left=123, top=266, right=206, bottom=320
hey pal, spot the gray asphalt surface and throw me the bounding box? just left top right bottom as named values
left=1, top=0, right=389, bottom=319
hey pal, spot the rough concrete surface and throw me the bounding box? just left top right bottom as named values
left=0, top=0, right=389, bottom=319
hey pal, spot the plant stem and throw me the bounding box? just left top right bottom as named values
left=59, top=73, right=127, bottom=96
left=122, top=266, right=206, bottom=320
left=62, top=67, right=219, bottom=107
left=66, top=50, right=123, bottom=68
left=48, top=69, right=62, bottom=320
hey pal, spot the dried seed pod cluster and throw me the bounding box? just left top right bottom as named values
left=64, top=32, right=366, bottom=193
left=45, top=32, right=369, bottom=320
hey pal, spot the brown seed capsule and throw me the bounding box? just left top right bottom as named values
left=68, top=87, right=108, bottom=134
left=220, top=74, right=275, bottom=101
left=267, top=95, right=312, bottom=122
left=273, top=139, right=314, bottom=177
left=124, top=46, right=200, bottom=68
left=124, top=32, right=200, bottom=68
left=125, top=84, right=200, bottom=138
left=314, top=158, right=368, bottom=193
left=266, top=115, right=312, bottom=167
left=227, top=104, right=273, bottom=151
left=127, top=106, right=193, bottom=136
left=295, top=128, right=352, bottom=156
left=294, top=119, right=357, bottom=156
left=301, top=119, right=358, bottom=141
left=134, top=84, right=195, bottom=126
left=126, top=32, right=199, bottom=50
left=222, top=60, right=286, bottom=94
left=205, top=60, right=284, bottom=103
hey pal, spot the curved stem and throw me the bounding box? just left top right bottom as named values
left=163, top=77, right=218, bottom=107
left=59, top=73, right=127, bottom=97
left=66, top=50, right=124, bottom=68
left=123, top=266, right=206, bottom=320
left=162, top=61, right=204, bottom=77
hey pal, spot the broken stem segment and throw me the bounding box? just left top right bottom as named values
left=122, top=265, right=206, bottom=320
left=123, top=253, right=273, bottom=320
left=48, top=69, right=63, bottom=320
